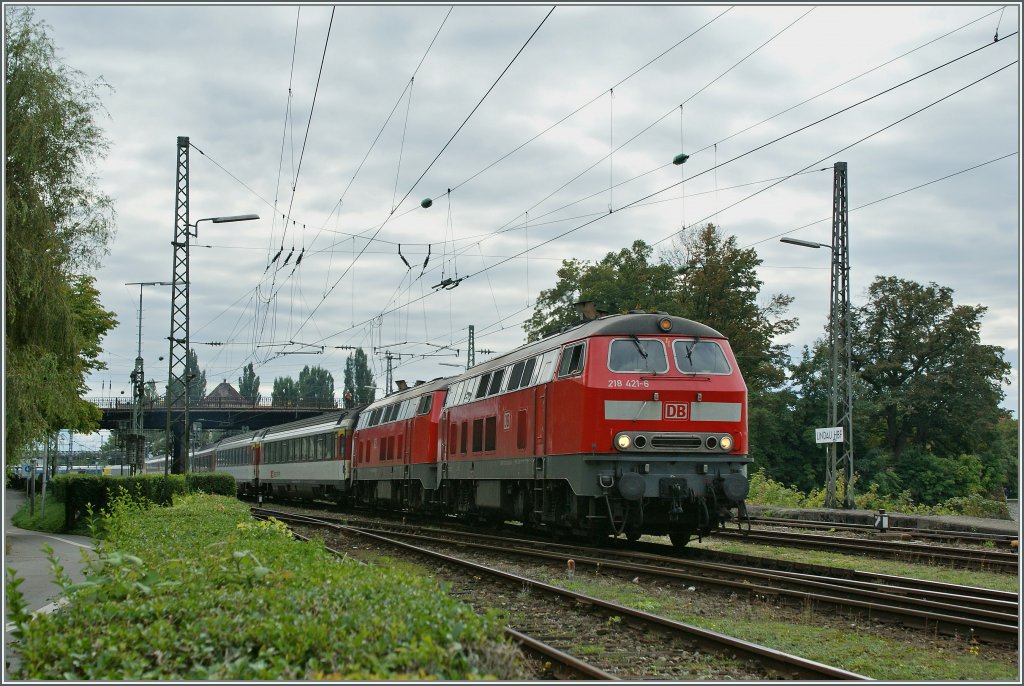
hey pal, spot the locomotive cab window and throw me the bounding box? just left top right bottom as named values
left=608, top=338, right=668, bottom=373
left=673, top=339, right=732, bottom=374
left=557, top=342, right=587, bottom=378
left=416, top=394, right=433, bottom=415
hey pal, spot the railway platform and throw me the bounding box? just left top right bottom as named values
left=746, top=503, right=1020, bottom=538
left=3, top=487, right=94, bottom=679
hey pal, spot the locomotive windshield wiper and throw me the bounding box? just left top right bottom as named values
left=685, top=336, right=701, bottom=366
left=630, top=335, right=648, bottom=359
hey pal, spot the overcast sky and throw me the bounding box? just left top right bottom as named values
left=13, top=2, right=1021, bottom=449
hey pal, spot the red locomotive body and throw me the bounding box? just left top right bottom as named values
left=436, top=312, right=750, bottom=544
left=351, top=377, right=449, bottom=509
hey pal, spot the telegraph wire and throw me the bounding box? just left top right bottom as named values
left=288, top=6, right=557, bottom=342
left=308, top=50, right=1017, bottom=346
left=743, top=152, right=1019, bottom=250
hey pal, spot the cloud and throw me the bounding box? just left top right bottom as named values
left=22, top=3, right=1019, bottom=423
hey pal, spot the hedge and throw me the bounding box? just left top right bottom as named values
left=6, top=494, right=525, bottom=680
left=51, top=473, right=236, bottom=531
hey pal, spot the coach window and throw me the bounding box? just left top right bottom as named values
left=557, top=342, right=587, bottom=378
left=673, top=339, right=732, bottom=374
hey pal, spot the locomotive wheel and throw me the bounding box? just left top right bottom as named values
left=669, top=531, right=692, bottom=548
left=625, top=530, right=642, bottom=542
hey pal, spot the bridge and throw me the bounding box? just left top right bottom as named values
left=91, top=396, right=345, bottom=432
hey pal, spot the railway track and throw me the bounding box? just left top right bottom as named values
left=745, top=515, right=1019, bottom=548
left=309, top=513, right=1017, bottom=645
left=714, top=528, right=1020, bottom=572
left=252, top=507, right=868, bottom=680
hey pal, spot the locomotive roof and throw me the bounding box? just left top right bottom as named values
left=463, top=312, right=726, bottom=377
left=364, top=374, right=453, bottom=410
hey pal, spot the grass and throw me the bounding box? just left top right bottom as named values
left=687, top=537, right=1019, bottom=592
left=552, top=574, right=1019, bottom=681
left=11, top=499, right=71, bottom=534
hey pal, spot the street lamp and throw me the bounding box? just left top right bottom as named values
left=165, top=212, right=259, bottom=477
left=126, top=281, right=172, bottom=475
left=780, top=231, right=853, bottom=509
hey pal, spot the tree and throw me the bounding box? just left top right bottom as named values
left=165, top=349, right=207, bottom=405
left=665, top=224, right=797, bottom=392
left=343, top=349, right=376, bottom=405
left=271, top=377, right=299, bottom=407
left=298, top=365, right=335, bottom=406
left=4, top=8, right=117, bottom=463
left=525, top=240, right=679, bottom=341
left=852, top=276, right=1010, bottom=460
left=238, top=363, right=260, bottom=404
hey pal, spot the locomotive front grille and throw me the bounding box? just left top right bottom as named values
left=651, top=435, right=702, bottom=450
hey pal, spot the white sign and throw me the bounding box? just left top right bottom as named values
left=815, top=427, right=844, bottom=444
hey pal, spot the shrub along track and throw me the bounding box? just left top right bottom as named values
left=253, top=508, right=866, bottom=681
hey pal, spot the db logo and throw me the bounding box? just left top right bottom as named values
left=664, top=402, right=689, bottom=420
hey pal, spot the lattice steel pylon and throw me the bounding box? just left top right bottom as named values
left=826, top=161, right=854, bottom=509
left=165, top=136, right=190, bottom=476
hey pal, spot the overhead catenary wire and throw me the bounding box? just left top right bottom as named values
left=188, top=13, right=1011, bottom=384
left=304, top=47, right=1016, bottom=348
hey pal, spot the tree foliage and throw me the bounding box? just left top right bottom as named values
left=166, top=349, right=207, bottom=405
left=238, top=363, right=260, bottom=403
left=525, top=240, right=679, bottom=341
left=852, top=276, right=1010, bottom=459
left=665, top=224, right=797, bottom=391
left=343, top=349, right=376, bottom=405
left=4, top=8, right=117, bottom=463
left=298, top=365, right=335, bottom=406
left=271, top=377, right=299, bottom=407
left=524, top=226, right=797, bottom=394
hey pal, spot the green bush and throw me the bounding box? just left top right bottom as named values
left=53, top=474, right=188, bottom=531
left=746, top=469, right=808, bottom=507
left=185, top=472, right=236, bottom=496
left=7, top=494, right=524, bottom=680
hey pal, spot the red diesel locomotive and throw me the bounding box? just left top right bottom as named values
left=194, top=311, right=750, bottom=546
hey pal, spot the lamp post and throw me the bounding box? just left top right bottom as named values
left=126, top=281, right=172, bottom=474
left=779, top=164, right=853, bottom=509
left=164, top=211, right=258, bottom=477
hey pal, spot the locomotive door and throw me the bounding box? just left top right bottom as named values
left=532, top=386, right=548, bottom=519
left=401, top=418, right=412, bottom=506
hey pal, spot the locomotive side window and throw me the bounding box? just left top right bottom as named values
left=472, top=418, right=484, bottom=452
left=416, top=394, right=433, bottom=415
left=521, top=356, right=538, bottom=388
left=487, top=368, right=505, bottom=396
left=506, top=360, right=526, bottom=391
left=533, top=349, right=559, bottom=385
left=460, top=421, right=468, bottom=454
left=673, top=339, right=732, bottom=374
left=475, top=373, right=492, bottom=399
left=557, top=342, right=587, bottom=378
left=484, top=416, right=497, bottom=451
left=608, top=338, right=669, bottom=373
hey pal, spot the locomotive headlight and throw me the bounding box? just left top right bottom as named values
left=658, top=317, right=673, bottom=332
left=615, top=433, right=632, bottom=450
left=720, top=435, right=733, bottom=451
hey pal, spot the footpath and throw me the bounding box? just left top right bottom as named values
left=3, top=487, right=94, bottom=680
